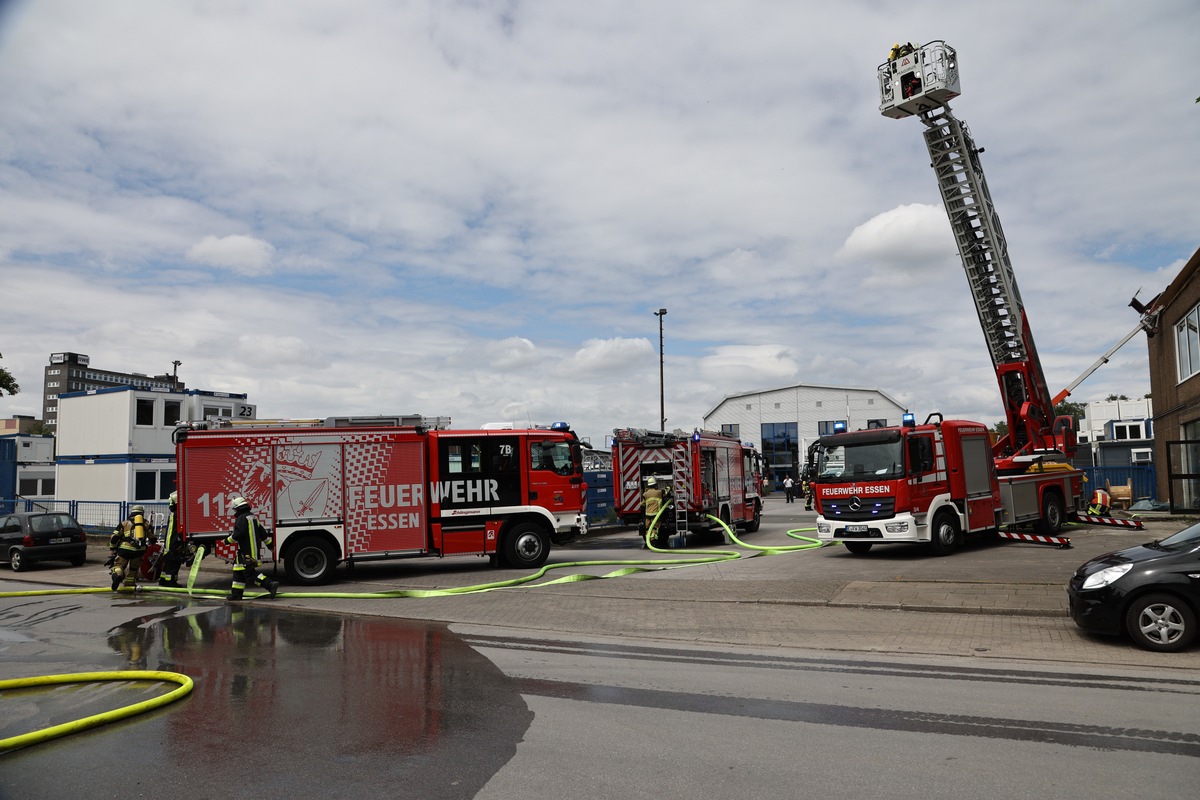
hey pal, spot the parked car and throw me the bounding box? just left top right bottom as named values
left=1067, top=522, right=1200, bottom=652
left=0, top=512, right=89, bottom=572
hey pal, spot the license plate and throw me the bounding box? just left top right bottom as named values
left=846, top=524, right=869, bottom=534
left=49, top=537, right=69, bottom=544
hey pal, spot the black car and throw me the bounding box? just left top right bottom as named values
left=1068, top=522, right=1200, bottom=652
left=0, top=511, right=89, bottom=572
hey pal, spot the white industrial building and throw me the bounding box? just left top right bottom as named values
left=703, top=384, right=908, bottom=489
left=55, top=386, right=256, bottom=503
left=1074, top=397, right=1154, bottom=468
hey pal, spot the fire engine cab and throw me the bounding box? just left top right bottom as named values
left=611, top=428, right=763, bottom=539
left=174, top=418, right=588, bottom=584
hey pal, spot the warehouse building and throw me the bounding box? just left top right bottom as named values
left=702, top=384, right=907, bottom=489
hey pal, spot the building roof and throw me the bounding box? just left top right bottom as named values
left=703, top=383, right=906, bottom=420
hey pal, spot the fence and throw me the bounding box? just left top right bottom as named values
left=0, top=499, right=172, bottom=537
left=1076, top=465, right=1157, bottom=504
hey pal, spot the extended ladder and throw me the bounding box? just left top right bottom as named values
left=917, top=104, right=1056, bottom=456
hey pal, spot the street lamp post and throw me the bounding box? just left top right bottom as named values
left=171, top=360, right=181, bottom=392
left=654, top=308, right=667, bottom=431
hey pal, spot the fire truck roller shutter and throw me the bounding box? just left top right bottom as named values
left=499, top=520, right=550, bottom=569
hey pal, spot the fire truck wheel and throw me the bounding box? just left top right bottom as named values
left=1125, top=593, right=1196, bottom=653
left=284, top=536, right=337, bottom=585
left=501, top=523, right=550, bottom=569
left=1036, top=492, right=1066, bottom=535
left=928, top=512, right=960, bottom=556
left=744, top=502, right=761, bottom=533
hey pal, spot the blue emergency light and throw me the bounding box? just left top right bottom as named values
left=832, top=421, right=847, bottom=434
left=692, top=431, right=701, bottom=441
left=902, top=412, right=915, bottom=428
left=551, top=421, right=570, bottom=431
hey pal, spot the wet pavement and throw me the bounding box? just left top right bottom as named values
left=0, top=591, right=531, bottom=799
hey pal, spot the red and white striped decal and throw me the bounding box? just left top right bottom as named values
left=997, top=530, right=1072, bottom=548
left=1073, top=514, right=1145, bottom=530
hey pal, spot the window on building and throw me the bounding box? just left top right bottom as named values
left=1112, top=422, right=1144, bottom=440
left=134, top=471, right=158, bottom=500
left=161, top=471, right=177, bottom=498
left=866, top=419, right=887, bottom=429
left=203, top=406, right=233, bottom=420
left=164, top=400, right=182, bottom=426
left=1131, top=448, right=1152, bottom=465
left=745, top=404, right=752, bottom=410
left=136, top=398, right=155, bottom=426
left=1176, top=305, right=1200, bottom=382
left=815, top=401, right=823, bottom=408
left=720, top=424, right=740, bottom=438
left=774, top=403, right=781, bottom=409
left=18, top=478, right=38, bottom=495
left=760, top=422, right=797, bottom=488
left=817, top=420, right=847, bottom=436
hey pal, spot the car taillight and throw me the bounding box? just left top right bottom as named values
left=22, top=535, right=34, bottom=547
left=77, top=531, right=87, bottom=542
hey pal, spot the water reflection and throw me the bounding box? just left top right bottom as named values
left=10, top=601, right=531, bottom=798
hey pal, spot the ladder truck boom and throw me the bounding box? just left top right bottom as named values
left=879, top=41, right=1074, bottom=470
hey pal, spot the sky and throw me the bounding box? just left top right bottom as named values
left=0, top=0, right=1197, bottom=449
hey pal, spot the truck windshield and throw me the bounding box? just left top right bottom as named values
left=817, top=440, right=904, bottom=480
left=532, top=440, right=576, bottom=475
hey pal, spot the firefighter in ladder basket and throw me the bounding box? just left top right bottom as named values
left=224, top=496, right=279, bottom=601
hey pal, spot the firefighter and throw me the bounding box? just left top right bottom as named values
left=224, top=495, right=279, bottom=601
left=802, top=471, right=813, bottom=511
left=157, top=491, right=189, bottom=587
left=109, top=504, right=150, bottom=590
left=640, top=477, right=669, bottom=548
left=1088, top=488, right=1112, bottom=516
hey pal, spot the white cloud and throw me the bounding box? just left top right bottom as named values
left=186, top=235, right=276, bottom=275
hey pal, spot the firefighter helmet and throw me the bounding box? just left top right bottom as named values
left=168, top=491, right=178, bottom=507
left=131, top=504, right=145, bottom=515
left=646, top=477, right=657, bottom=486
left=231, top=496, right=250, bottom=512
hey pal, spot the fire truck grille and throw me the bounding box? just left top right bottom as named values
left=822, top=497, right=897, bottom=521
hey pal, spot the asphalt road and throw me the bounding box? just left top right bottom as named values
left=3, top=500, right=1198, bottom=799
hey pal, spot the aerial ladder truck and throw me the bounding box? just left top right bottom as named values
left=811, top=42, right=1102, bottom=555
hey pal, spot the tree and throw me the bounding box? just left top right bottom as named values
left=991, top=420, right=1008, bottom=438
left=1054, top=400, right=1086, bottom=422
left=0, top=352, right=18, bottom=397
left=1104, top=394, right=1130, bottom=401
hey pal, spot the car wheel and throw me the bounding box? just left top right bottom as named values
left=1036, top=491, right=1066, bottom=535
left=928, top=511, right=960, bottom=556
left=502, top=523, right=549, bottom=569
left=284, top=536, right=337, bottom=586
left=1125, top=593, right=1197, bottom=653
left=844, top=541, right=873, bottom=555
left=70, top=555, right=86, bottom=567
left=10, top=549, right=28, bottom=572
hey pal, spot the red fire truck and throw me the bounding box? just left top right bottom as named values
left=611, top=428, right=763, bottom=539
left=811, top=42, right=1086, bottom=554
left=174, top=419, right=588, bottom=583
